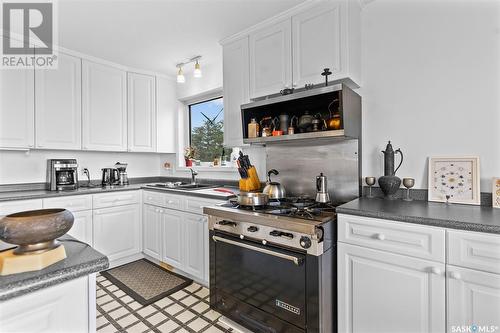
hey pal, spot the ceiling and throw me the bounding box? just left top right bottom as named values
left=58, top=0, right=304, bottom=76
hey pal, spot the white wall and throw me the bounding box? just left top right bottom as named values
left=0, top=150, right=161, bottom=184
left=361, top=0, right=500, bottom=190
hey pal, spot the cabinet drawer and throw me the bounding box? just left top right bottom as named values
left=43, top=195, right=92, bottom=212
left=338, top=214, right=445, bottom=262
left=143, top=191, right=166, bottom=207
left=185, top=197, right=224, bottom=215
left=448, top=230, right=500, bottom=274
left=0, top=199, right=43, bottom=216
left=93, top=191, right=140, bottom=209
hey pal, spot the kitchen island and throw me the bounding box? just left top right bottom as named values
left=0, top=235, right=108, bottom=332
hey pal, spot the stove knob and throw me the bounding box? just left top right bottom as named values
left=247, top=226, right=259, bottom=233
left=300, top=236, right=312, bottom=249
left=269, top=230, right=281, bottom=237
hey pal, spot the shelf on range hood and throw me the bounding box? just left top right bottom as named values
left=243, top=129, right=347, bottom=144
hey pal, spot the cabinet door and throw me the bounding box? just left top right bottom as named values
left=67, top=210, right=93, bottom=245
left=93, top=204, right=141, bottom=262
left=143, top=204, right=161, bottom=260
left=223, top=37, right=249, bottom=147
left=82, top=60, right=127, bottom=151
left=0, top=276, right=90, bottom=333
left=182, top=213, right=206, bottom=280
left=249, top=20, right=292, bottom=99
left=292, top=1, right=343, bottom=87
left=128, top=72, right=156, bottom=152
left=156, top=76, right=177, bottom=153
left=35, top=52, right=82, bottom=150
left=0, top=69, right=34, bottom=148
left=161, top=209, right=184, bottom=269
left=447, top=265, right=500, bottom=330
left=338, top=243, right=445, bottom=333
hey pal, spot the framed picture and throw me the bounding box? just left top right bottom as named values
left=428, top=156, right=481, bottom=205
left=493, top=178, right=500, bottom=208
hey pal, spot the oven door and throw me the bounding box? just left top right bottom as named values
left=213, top=231, right=307, bottom=330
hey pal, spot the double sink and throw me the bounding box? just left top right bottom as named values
left=144, top=182, right=218, bottom=191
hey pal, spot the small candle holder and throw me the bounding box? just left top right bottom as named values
left=402, top=178, right=415, bottom=201
left=365, top=177, right=376, bottom=198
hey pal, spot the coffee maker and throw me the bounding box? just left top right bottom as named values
left=47, top=159, right=79, bottom=191
left=315, top=173, right=331, bottom=203
left=115, top=162, right=129, bottom=185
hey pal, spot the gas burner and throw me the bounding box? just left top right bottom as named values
left=220, top=196, right=337, bottom=221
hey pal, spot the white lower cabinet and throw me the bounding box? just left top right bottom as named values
left=0, top=275, right=94, bottom=333
left=182, top=212, right=207, bottom=279
left=338, top=242, right=445, bottom=333
left=160, top=208, right=207, bottom=280
left=143, top=204, right=162, bottom=260
left=161, top=208, right=185, bottom=269
left=68, top=210, right=93, bottom=245
left=143, top=191, right=221, bottom=284
left=447, top=265, right=500, bottom=330
left=93, top=204, right=141, bottom=263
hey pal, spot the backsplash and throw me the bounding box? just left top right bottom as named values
left=0, top=150, right=162, bottom=185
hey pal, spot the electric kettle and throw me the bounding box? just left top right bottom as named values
left=101, top=168, right=119, bottom=186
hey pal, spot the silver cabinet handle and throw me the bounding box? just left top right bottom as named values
left=212, top=235, right=303, bottom=266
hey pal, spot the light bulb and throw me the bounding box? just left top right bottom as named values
left=193, top=60, right=202, bottom=78
left=177, top=67, right=185, bottom=83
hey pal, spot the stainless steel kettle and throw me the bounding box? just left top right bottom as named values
left=315, top=173, right=330, bottom=203
left=262, top=169, right=286, bottom=200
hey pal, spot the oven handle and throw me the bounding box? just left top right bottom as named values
left=212, top=235, right=303, bottom=266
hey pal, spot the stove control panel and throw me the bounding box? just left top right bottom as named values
left=209, top=216, right=325, bottom=256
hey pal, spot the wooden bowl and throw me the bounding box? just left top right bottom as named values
left=0, top=209, right=74, bottom=254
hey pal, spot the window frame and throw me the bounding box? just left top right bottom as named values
left=188, top=95, right=224, bottom=150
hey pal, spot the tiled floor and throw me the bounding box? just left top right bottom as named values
left=96, top=274, right=233, bottom=333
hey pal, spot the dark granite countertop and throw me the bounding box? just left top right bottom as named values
left=0, top=183, right=237, bottom=202
left=0, top=235, right=109, bottom=301
left=337, top=198, right=500, bottom=234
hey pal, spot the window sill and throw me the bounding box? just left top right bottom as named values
left=176, top=166, right=238, bottom=173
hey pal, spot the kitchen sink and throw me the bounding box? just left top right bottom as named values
left=146, top=183, right=217, bottom=191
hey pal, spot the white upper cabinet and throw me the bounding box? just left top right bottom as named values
left=82, top=60, right=127, bottom=151
left=35, top=52, right=82, bottom=150
left=249, top=20, right=292, bottom=99
left=156, top=76, right=177, bottom=153
left=223, top=37, right=249, bottom=147
left=128, top=72, right=156, bottom=152
left=292, top=1, right=344, bottom=87
left=0, top=69, right=34, bottom=148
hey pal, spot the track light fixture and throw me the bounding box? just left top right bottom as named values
left=176, top=56, right=202, bottom=83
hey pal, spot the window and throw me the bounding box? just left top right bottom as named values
left=188, top=97, right=231, bottom=164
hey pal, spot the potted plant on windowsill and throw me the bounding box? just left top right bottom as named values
left=184, top=146, right=196, bottom=167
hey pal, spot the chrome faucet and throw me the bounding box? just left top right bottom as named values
left=190, top=168, right=198, bottom=185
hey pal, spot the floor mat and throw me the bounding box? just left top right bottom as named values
left=101, top=259, right=193, bottom=306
